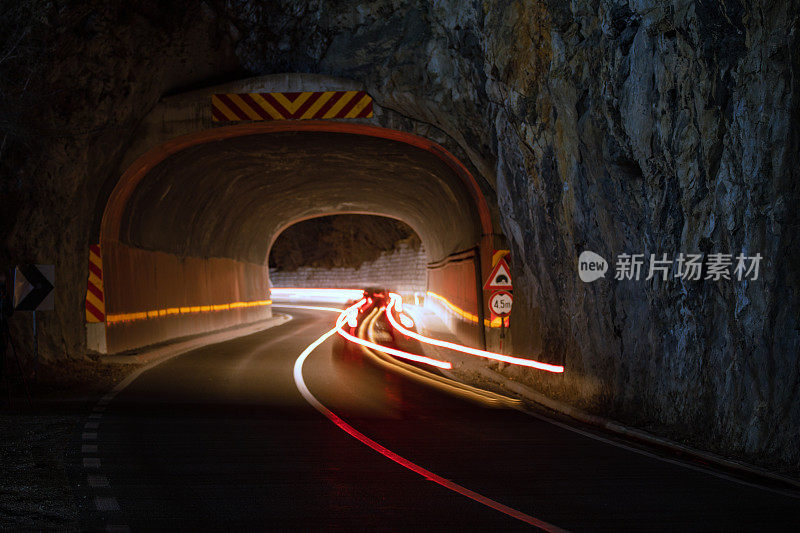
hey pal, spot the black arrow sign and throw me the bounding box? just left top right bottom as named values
left=14, top=264, right=54, bottom=311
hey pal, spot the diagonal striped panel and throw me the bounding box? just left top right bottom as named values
left=212, top=91, right=373, bottom=122
left=86, top=245, right=106, bottom=323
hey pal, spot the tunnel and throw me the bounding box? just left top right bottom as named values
left=94, top=122, right=495, bottom=353
left=2, top=3, right=799, bottom=526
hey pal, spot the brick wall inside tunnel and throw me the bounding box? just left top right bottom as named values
left=101, top=240, right=271, bottom=354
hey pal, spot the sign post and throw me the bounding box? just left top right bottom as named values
left=489, top=290, right=513, bottom=341
left=484, top=255, right=513, bottom=346
left=13, top=264, right=54, bottom=374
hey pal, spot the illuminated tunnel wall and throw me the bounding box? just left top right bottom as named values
left=103, top=241, right=270, bottom=352
left=425, top=250, right=483, bottom=347
left=99, top=125, right=491, bottom=353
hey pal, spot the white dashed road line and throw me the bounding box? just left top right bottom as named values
left=78, top=314, right=294, bottom=530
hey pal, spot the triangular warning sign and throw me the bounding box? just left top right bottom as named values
left=484, top=257, right=513, bottom=290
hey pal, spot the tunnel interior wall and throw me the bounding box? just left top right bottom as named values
left=425, top=250, right=482, bottom=349
left=102, top=240, right=271, bottom=353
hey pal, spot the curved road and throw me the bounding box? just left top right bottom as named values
left=78, top=307, right=800, bottom=531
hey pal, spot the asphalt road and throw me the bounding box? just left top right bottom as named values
left=79, top=307, right=800, bottom=531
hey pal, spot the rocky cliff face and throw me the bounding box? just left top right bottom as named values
left=488, top=0, right=800, bottom=473
left=269, top=215, right=419, bottom=271
left=2, top=0, right=798, bottom=472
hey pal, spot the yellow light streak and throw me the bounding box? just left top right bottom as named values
left=426, top=292, right=505, bottom=327
left=106, top=299, right=272, bottom=324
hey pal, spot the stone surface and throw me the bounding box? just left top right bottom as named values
left=118, top=131, right=479, bottom=264
left=270, top=241, right=427, bottom=293
left=269, top=215, right=419, bottom=271
left=1, top=0, right=798, bottom=472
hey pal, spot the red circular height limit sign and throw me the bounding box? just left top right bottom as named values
left=489, top=290, right=513, bottom=316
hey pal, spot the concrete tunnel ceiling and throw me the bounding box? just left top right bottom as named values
left=116, top=131, right=482, bottom=265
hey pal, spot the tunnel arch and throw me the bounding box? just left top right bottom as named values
left=101, top=121, right=493, bottom=249
left=96, top=122, right=493, bottom=353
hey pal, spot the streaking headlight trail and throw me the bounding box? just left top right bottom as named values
left=270, top=288, right=366, bottom=304
left=292, top=322, right=566, bottom=531
left=386, top=293, right=564, bottom=373
left=334, top=299, right=452, bottom=370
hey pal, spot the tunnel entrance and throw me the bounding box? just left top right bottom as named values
left=93, top=123, right=494, bottom=354
left=268, top=214, right=426, bottom=294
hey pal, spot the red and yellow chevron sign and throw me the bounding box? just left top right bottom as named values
left=86, top=245, right=106, bottom=323
left=211, top=91, right=373, bottom=122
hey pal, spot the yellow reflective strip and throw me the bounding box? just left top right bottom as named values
left=426, top=292, right=479, bottom=323
left=323, top=91, right=358, bottom=118
left=300, top=91, right=334, bottom=119
left=345, top=94, right=371, bottom=118
left=427, top=291, right=505, bottom=328
left=226, top=93, right=263, bottom=120
left=105, top=300, right=272, bottom=323
left=273, top=91, right=311, bottom=114
left=88, top=272, right=103, bottom=287
left=86, top=309, right=101, bottom=323
left=212, top=95, right=241, bottom=121
left=112, top=312, right=147, bottom=322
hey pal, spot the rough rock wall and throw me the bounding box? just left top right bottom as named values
left=1, top=0, right=240, bottom=363
left=489, top=0, right=800, bottom=473
left=270, top=215, right=419, bottom=271
left=270, top=241, right=427, bottom=294
left=2, top=0, right=798, bottom=471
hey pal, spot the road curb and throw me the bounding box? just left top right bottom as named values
left=484, top=368, right=800, bottom=493
left=100, top=313, right=293, bottom=368
left=406, top=304, right=800, bottom=493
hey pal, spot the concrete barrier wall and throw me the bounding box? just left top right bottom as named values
left=269, top=242, right=427, bottom=293
left=425, top=249, right=483, bottom=348
left=102, top=240, right=271, bottom=353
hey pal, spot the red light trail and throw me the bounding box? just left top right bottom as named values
left=386, top=293, right=564, bottom=373
left=334, top=299, right=453, bottom=370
